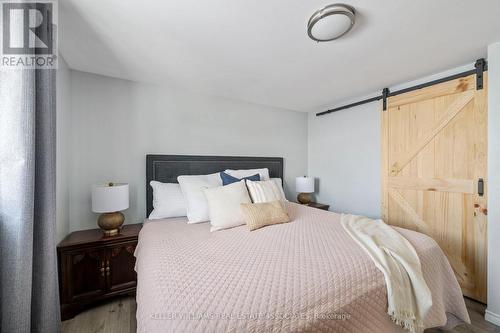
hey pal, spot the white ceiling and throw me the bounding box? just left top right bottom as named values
left=59, top=0, right=500, bottom=111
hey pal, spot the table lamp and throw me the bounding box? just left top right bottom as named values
left=92, top=182, right=129, bottom=236
left=296, top=176, right=314, bottom=205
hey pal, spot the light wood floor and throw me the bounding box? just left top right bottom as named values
left=62, top=296, right=136, bottom=333
left=62, top=296, right=499, bottom=333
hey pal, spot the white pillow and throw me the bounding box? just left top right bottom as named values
left=149, top=181, right=187, bottom=219
left=224, top=168, right=270, bottom=181
left=270, top=178, right=287, bottom=201
left=177, top=173, right=222, bottom=223
left=246, top=179, right=287, bottom=203
left=204, top=181, right=252, bottom=232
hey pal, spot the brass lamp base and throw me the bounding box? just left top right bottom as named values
left=297, top=192, right=312, bottom=205
left=97, top=211, right=124, bottom=237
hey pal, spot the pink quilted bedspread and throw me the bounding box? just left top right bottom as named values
left=135, top=202, right=469, bottom=333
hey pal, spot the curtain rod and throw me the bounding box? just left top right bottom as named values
left=316, top=58, right=487, bottom=117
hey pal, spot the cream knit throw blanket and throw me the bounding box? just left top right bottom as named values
left=341, top=214, right=432, bottom=333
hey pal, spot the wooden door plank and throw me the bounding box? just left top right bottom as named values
left=388, top=188, right=429, bottom=232
left=388, top=177, right=474, bottom=194
left=390, top=90, right=475, bottom=176
left=388, top=75, right=476, bottom=108
left=381, top=105, right=389, bottom=221
left=470, top=73, right=488, bottom=303
left=448, top=254, right=475, bottom=290
left=433, top=94, right=478, bottom=300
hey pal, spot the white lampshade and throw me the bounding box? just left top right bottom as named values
left=296, top=176, right=315, bottom=193
left=92, top=183, right=129, bottom=213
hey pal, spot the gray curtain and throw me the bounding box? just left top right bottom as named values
left=0, top=68, right=60, bottom=332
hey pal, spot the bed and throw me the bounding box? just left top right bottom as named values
left=135, top=155, right=469, bottom=333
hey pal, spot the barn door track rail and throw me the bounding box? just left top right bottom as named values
left=316, top=58, right=487, bottom=117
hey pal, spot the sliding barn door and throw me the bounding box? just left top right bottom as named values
left=381, top=74, right=488, bottom=302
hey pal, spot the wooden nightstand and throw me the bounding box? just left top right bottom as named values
left=57, top=223, right=142, bottom=320
left=306, top=202, right=330, bottom=211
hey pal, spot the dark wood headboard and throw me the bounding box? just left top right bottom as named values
left=146, top=155, right=284, bottom=216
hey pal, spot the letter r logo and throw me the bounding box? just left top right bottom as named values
left=2, top=2, right=53, bottom=54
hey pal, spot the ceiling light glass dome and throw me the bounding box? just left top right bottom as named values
left=307, top=4, right=356, bottom=42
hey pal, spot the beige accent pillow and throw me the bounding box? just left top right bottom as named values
left=204, top=180, right=252, bottom=232
left=240, top=201, right=290, bottom=231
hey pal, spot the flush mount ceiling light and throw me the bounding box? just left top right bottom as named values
left=307, top=3, right=356, bottom=42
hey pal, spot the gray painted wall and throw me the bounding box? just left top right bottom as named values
left=308, top=102, right=381, bottom=218
left=67, top=71, right=308, bottom=232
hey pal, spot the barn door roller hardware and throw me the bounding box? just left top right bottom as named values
left=316, top=58, right=488, bottom=116
left=382, top=88, right=390, bottom=111
left=475, top=58, right=486, bottom=90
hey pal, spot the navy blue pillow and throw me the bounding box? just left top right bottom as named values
left=220, top=171, right=260, bottom=185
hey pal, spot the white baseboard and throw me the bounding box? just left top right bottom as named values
left=485, top=309, right=500, bottom=326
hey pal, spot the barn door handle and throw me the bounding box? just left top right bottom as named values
left=478, top=178, right=484, bottom=197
